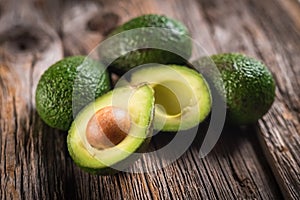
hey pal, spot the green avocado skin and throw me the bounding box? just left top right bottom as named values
left=67, top=132, right=152, bottom=175
left=35, top=56, right=111, bottom=131
left=102, top=14, right=192, bottom=74
left=211, top=53, right=275, bottom=125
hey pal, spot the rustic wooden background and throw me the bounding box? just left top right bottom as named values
left=0, top=0, right=299, bottom=199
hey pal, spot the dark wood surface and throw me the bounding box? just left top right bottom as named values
left=0, top=0, right=299, bottom=199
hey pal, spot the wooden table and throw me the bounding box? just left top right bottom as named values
left=0, top=0, right=299, bottom=199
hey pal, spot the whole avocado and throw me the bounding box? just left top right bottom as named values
left=35, top=56, right=111, bottom=131
left=100, top=14, right=192, bottom=74
left=210, top=53, right=275, bottom=125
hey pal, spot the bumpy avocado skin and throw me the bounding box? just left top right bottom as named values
left=211, top=53, right=275, bottom=124
left=101, top=14, right=192, bottom=74
left=35, top=56, right=111, bottom=131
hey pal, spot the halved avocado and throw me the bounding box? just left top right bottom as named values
left=129, top=65, right=211, bottom=131
left=67, top=85, right=154, bottom=174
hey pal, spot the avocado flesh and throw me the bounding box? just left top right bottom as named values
left=100, top=14, right=192, bottom=74
left=129, top=65, right=212, bottom=131
left=210, top=53, right=275, bottom=124
left=67, top=85, right=154, bottom=174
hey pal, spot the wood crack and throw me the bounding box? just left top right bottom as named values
left=189, top=151, right=212, bottom=199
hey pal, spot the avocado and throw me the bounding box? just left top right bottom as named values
left=67, top=85, right=154, bottom=174
left=209, top=53, right=275, bottom=124
left=126, top=64, right=211, bottom=131
left=100, top=14, right=192, bottom=74
left=35, top=56, right=111, bottom=131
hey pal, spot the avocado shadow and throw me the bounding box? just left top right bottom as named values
left=191, top=117, right=254, bottom=156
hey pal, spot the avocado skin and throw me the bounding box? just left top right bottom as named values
left=211, top=53, right=275, bottom=125
left=35, top=56, right=111, bottom=131
left=67, top=130, right=152, bottom=175
left=102, top=14, right=192, bottom=74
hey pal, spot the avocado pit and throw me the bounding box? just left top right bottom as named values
left=86, top=106, right=131, bottom=149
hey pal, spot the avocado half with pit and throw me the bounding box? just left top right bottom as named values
left=128, top=65, right=212, bottom=131
left=67, top=85, right=154, bottom=174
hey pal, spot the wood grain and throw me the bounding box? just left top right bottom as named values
left=0, top=0, right=63, bottom=199
left=247, top=0, right=300, bottom=199
left=197, top=0, right=300, bottom=198
left=0, top=0, right=298, bottom=199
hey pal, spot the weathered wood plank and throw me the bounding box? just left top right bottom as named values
left=0, top=0, right=63, bottom=199
left=198, top=0, right=300, bottom=199
left=248, top=0, right=300, bottom=199
left=1, top=0, right=298, bottom=199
